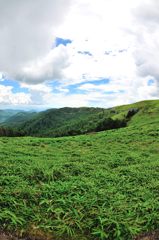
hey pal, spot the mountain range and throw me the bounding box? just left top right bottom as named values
left=0, top=99, right=159, bottom=137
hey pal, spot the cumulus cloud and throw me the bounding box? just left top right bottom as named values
left=133, top=0, right=159, bottom=84
left=0, top=0, right=159, bottom=108
left=0, top=0, right=71, bottom=83
left=54, top=0, right=140, bottom=91
left=0, top=85, right=31, bottom=105
left=134, top=0, right=159, bottom=27
left=18, top=45, right=70, bottom=84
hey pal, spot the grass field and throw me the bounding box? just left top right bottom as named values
left=1, top=118, right=159, bottom=239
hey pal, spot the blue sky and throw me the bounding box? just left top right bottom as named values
left=0, top=0, right=158, bottom=109
left=55, top=37, right=72, bottom=47
left=147, top=79, right=155, bottom=86
left=0, top=79, right=29, bottom=94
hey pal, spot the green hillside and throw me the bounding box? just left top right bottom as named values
left=114, top=99, right=159, bottom=126
left=0, top=114, right=159, bottom=239
left=3, top=111, right=37, bottom=127
left=15, top=99, right=159, bottom=137
left=18, top=107, right=119, bottom=137
left=0, top=109, right=20, bottom=123
left=1, top=100, right=159, bottom=138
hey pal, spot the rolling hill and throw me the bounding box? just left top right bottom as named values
left=18, top=107, right=113, bottom=136
left=16, top=100, right=159, bottom=137
left=2, top=111, right=37, bottom=127
left=0, top=109, right=20, bottom=123
left=1, top=99, right=159, bottom=137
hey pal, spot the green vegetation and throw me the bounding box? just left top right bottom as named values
left=2, top=111, right=37, bottom=127
left=1, top=100, right=159, bottom=138
left=0, top=110, right=20, bottom=123
left=18, top=107, right=110, bottom=136
left=0, top=126, right=25, bottom=137
left=0, top=107, right=127, bottom=137
left=1, top=100, right=159, bottom=239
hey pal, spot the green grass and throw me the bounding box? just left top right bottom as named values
left=1, top=119, right=159, bottom=239
left=115, top=99, right=159, bottom=126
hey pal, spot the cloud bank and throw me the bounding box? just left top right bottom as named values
left=0, top=0, right=159, bottom=108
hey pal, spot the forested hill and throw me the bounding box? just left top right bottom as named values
left=1, top=99, right=159, bottom=137
left=3, top=111, right=37, bottom=127
left=0, top=109, right=20, bottom=123
left=18, top=107, right=126, bottom=137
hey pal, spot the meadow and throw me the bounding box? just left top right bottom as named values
left=1, top=120, right=159, bottom=239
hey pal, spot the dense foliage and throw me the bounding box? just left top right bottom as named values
left=0, top=127, right=25, bottom=137
left=1, top=107, right=128, bottom=137
left=18, top=107, right=108, bottom=136
left=39, top=117, right=127, bottom=137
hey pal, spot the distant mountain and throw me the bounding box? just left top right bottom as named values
left=0, top=109, right=20, bottom=123
left=3, top=111, right=37, bottom=127
left=1, top=99, right=159, bottom=137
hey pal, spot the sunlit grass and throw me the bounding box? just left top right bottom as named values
left=1, top=123, right=159, bottom=239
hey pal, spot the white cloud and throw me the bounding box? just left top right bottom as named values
left=0, top=0, right=71, bottom=83
left=18, top=45, right=70, bottom=84
left=132, top=0, right=159, bottom=83
left=0, top=0, right=159, bottom=108
left=0, top=85, right=31, bottom=105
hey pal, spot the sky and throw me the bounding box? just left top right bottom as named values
left=0, top=0, right=159, bottom=109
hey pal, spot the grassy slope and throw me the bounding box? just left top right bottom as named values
left=114, top=99, right=159, bottom=126
left=1, top=99, right=159, bottom=239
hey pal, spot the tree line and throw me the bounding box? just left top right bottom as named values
left=0, top=117, right=127, bottom=137
left=0, top=127, right=25, bottom=137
